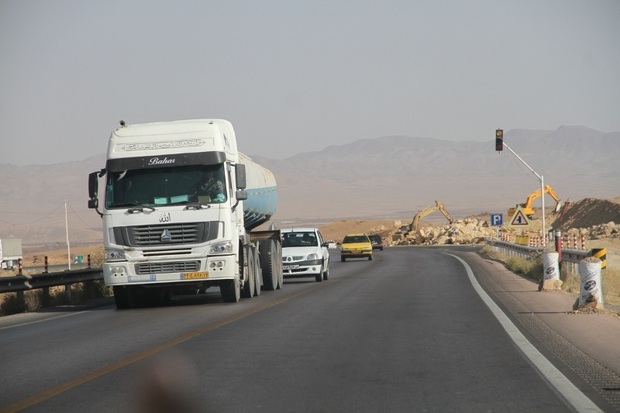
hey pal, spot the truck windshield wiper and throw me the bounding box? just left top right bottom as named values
left=127, top=205, right=156, bottom=213
left=183, top=202, right=211, bottom=210
left=111, top=203, right=156, bottom=213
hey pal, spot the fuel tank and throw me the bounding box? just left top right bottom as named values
left=239, top=153, right=278, bottom=230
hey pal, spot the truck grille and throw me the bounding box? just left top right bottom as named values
left=136, top=261, right=200, bottom=274
left=113, top=222, right=218, bottom=247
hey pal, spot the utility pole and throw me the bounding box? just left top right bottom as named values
left=495, top=129, right=546, bottom=246
left=65, top=200, right=71, bottom=270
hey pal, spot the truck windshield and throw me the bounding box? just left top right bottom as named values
left=105, top=164, right=228, bottom=209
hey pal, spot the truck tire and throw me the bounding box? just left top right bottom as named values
left=323, top=262, right=329, bottom=281
left=259, top=239, right=278, bottom=290
left=221, top=278, right=240, bottom=303
left=113, top=286, right=132, bottom=309
left=114, top=286, right=147, bottom=309
left=242, top=245, right=255, bottom=298
left=253, top=246, right=262, bottom=297
left=275, top=241, right=284, bottom=289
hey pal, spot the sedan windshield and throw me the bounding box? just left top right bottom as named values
left=105, top=164, right=227, bottom=209
left=343, top=235, right=369, bottom=243
left=282, top=232, right=318, bottom=247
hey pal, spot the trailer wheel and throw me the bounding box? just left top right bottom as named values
left=276, top=241, right=284, bottom=289
left=253, top=246, right=262, bottom=297
left=259, top=239, right=278, bottom=290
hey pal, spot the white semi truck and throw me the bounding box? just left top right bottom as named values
left=88, top=119, right=283, bottom=308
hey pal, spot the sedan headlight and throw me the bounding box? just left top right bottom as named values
left=105, top=248, right=126, bottom=261
left=210, top=241, right=233, bottom=255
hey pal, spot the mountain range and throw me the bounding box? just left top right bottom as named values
left=1, top=125, right=618, bottom=247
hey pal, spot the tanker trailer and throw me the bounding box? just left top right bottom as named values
left=88, top=119, right=283, bottom=308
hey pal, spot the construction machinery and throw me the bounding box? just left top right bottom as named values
left=410, top=200, right=454, bottom=232
left=508, top=185, right=562, bottom=218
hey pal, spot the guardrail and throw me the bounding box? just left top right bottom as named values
left=485, top=239, right=543, bottom=259
left=485, top=238, right=599, bottom=272
left=0, top=269, right=104, bottom=311
left=0, top=268, right=103, bottom=294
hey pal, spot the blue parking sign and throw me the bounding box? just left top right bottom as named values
left=490, top=213, right=503, bottom=226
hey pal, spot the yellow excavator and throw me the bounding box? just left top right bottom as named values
left=410, top=200, right=454, bottom=232
left=508, top=185, right=562, bottom=218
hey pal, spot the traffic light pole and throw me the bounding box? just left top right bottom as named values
left=502, top=142, right=546, bottom=247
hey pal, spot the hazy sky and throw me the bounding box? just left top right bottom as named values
left=1, top=0, right=619, bottom=165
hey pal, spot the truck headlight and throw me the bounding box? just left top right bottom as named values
left=210, top=241, right=233, bottom=255
left=105, top=248, right=126, bottom=261
left=306, top=253, right=319, bottom=261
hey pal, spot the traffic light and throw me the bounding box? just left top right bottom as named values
left=495, top=129, right=503, bottom=152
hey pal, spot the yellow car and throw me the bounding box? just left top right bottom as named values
left=340, top=233, right=373, bottom=262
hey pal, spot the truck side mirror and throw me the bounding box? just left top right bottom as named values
left=236, top=189, right=248, bottom=201
left=88, top=171, right=99, bottom=209
left=236, top=163, right=247, bottom=189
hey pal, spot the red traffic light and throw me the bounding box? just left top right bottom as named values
left=495, top=129, right=503, bottom=151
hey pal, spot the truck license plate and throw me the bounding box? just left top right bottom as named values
left=283, top=265, right=299, bottom=270
left=182, top=271, right=209, bottom=280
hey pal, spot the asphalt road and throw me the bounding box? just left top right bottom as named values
left=0, top=247, right=603, bottom=412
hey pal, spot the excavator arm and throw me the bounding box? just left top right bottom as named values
left=411, top=200, right=454, bottom=232
left=511, top=185, right=562, bottom=217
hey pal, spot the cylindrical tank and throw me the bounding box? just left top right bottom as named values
left=239, top=153, right=278, bottom=230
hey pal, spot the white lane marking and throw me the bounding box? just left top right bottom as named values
left=448, top=253, right=603, bottom=413
left=0, top=311, right=87, bottom=331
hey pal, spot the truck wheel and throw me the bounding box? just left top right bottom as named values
left=259, top=239, right=278, bottom=290
left=276, top=241, right=284, bottom=289
left=253, top=246, right=262, bottom=297
left=113, top=286, right=132, bottom=309
left=323, top=263, right=329, bottom=281
left=341, top=256, right=346, bottom=262
left=368, top=255, right=373, bottom=261
left=242, top=246, right=255, bottom=298
left=221, top=278, right=240, bottom=303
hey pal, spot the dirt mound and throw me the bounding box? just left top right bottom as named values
left=553, top=197, right=620, bottom=231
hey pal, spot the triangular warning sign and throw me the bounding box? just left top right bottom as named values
left=508, top=208, right=531, bottom=228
